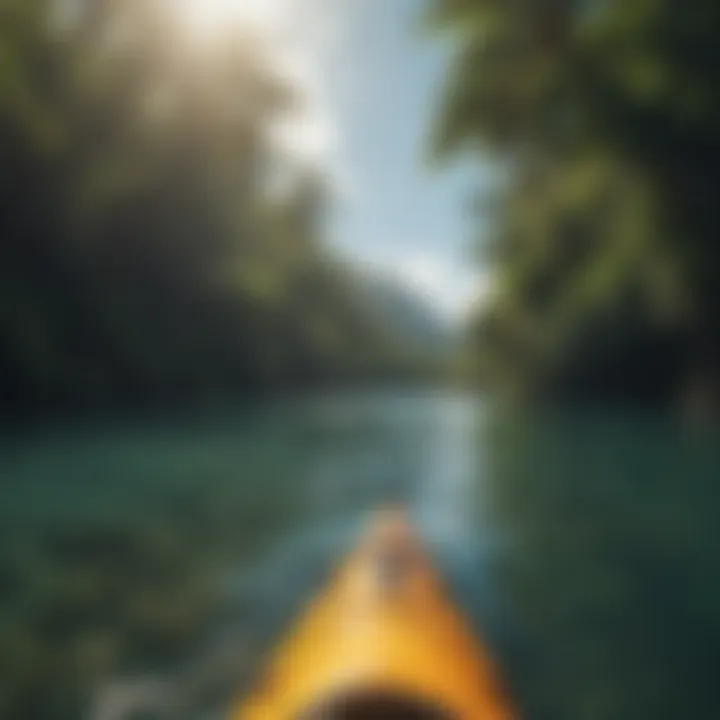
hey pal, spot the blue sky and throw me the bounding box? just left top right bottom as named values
left=323, top=0, right=488, bottom=321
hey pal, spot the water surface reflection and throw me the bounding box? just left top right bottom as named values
left=485, top=410, right=720, bottom=720
left=1, top=392, right=718, bottom=719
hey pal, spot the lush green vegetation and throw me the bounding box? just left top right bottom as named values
left=0, top=0, right=414, bottom=419
left=428, top=0, right=720, bottom=412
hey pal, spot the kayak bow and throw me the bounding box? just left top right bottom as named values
left=236, top=510, right=514, bottom=720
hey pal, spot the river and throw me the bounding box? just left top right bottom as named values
left=0, top=390, right=719, bottom=720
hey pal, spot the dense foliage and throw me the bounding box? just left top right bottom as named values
left=0, top=0, right=406, bottom=418
left=429, top=0, right=720, bottom=412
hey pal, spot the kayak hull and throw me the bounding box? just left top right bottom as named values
left=235, top=511, right=514, bottom=720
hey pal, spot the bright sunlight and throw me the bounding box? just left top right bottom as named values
left=167, top=0, right=333, bottom=172
left=174, top=0, right=287, bottom=38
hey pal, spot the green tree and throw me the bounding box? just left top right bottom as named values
left=428, top=0, right=720, bottom=411
left=0, top=0, right=405, bottom=418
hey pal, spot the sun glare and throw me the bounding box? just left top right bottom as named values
left=168, top=0, right=337, bottom=176
left=176, top=0, right=286, bottom=37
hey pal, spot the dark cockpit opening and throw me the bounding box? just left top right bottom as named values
left=297, top=690, right=454, bottom=720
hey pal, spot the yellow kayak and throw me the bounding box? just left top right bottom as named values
left=235, top=510, right=515, bottom=720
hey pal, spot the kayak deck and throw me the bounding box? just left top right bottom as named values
left=236, top=510, right=514, bottom=720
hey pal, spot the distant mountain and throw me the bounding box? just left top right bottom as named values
left=357, top=272, right=459, bottom=360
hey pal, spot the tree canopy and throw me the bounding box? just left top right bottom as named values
left=0, top=0, right=411, bottom=419
left=428, top=0, right=720, bottom=411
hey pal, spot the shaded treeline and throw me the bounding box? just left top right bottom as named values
left=0, top=0, right=407, bottom=419
left=428, top=0, right=720, bottom=412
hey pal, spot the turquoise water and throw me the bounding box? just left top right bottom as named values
left=1, top=391, right=719, bottom=719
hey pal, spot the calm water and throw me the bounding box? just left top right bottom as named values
left=1, top=391, right=719, bottom=720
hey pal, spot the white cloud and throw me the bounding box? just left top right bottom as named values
left=268, top=42, right=339, bottom=172
left=350, top=247, right=489, bottom=324
left=396, top=253, right=488, bottom=322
